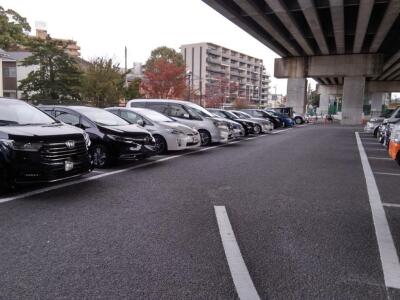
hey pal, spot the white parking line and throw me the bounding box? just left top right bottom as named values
left=364, top=148, right=387, bottom=151
left=214, top=206, right=260, bottom=300
left=368, top=157, right=392, bottom=160
left=272, top=128, right=290, bottom=134
left=355, top=132, right=400, bottom=289
left=374, top=172, right=400, bottom=176
left=383, top=203, right=400, bottom=208
left=0, top=143, right=238, bottom=204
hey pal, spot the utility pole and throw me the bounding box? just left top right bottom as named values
left=124, top=46, right=128, bottom=87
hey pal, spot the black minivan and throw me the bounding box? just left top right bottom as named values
left=0, top=99, right=91, bottom=191
left=39, top=106, right=156, bottom=168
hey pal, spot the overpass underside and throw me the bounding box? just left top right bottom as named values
left=202, top=0, right=400, bottom=124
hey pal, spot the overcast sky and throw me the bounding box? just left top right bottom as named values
left=4, top=0, right=301, bottom=94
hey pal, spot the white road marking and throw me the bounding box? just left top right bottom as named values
left=0, top=143, right=237, bottom=204
left=368, top=157, right=392, bottom=160
left=374, top=172, right=400, bottom=176
left=272, top=128, right=290, bottom=134
left=362, top=142, right=382, bottom=145
left=91, top=170, right=107, bottom=174
left=355, top=132, right=400, bottom=289
left=383, top=203, right=400, bottom=208
left=214, top=206, right=260, bottom=300
left=364, top=148, right=387, bottom=151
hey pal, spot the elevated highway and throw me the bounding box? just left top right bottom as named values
left=202, top=0, right=400, bottom=123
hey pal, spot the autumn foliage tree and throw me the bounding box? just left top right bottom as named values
left=141, top=57, right=186, bottom=99
left=204, top=77, right=239, bottom=108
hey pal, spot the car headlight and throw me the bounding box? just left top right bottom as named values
left=83, top=132, right=91, bottom=148
left=166, top=128, right=185, bottom=135
left=0, top=139, right=42, bottom=152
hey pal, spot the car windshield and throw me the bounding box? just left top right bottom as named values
left=73, top=107, right=129, bottom=126
left=135, top=108, right=174, bottom=122
left=235, top=111, right=251, bottom=119
left=187, top=104, right=214, bottom=118
left=0, top=100, right=56, bottom=126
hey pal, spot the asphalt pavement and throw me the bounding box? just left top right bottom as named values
left=1, top=125, right=400, bottom=299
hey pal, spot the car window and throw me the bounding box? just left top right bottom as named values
left=121, top=110, right=143, bottom=124
left=146, top=102, right=169, bottom=114
left=43, top=109, right=55, bottom=117
left=395, top=110, right=400, bottom=118
left=81, top=117, right=92, bottom=128
left=129, top=102, right=146, bottom=108
left=55, top=111, right=80, bottom=126
left=168, top=104, right=191, bottom=119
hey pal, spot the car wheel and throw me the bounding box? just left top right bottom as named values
left=153, top=135, right=168, bottom=154
left=254, top=124, right=262, bottom=134
left=91, top=144, right=112, bottom=168
left=294, top=117, right=303, bottom=124
left=199, top=130, right=211, bottom=146
left=396, top=153, right=400, bottom=166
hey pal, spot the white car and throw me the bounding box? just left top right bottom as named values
left=106, top=107, right=201, bottom=154
left=126, top=99, right=231, bottom=146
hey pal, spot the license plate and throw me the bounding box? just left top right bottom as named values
left=65, top=161, right=74, bottom=171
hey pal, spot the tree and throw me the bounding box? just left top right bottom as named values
left=145, top=46, right=184, bottom=69
left=141, top=58, right=186, bottom=99
left=18, top=37, right=82, bottom=102
left=0, top=6, right=31, bottom=49
left=204, top=77, right=239, bottom=108
left=125, top=78, right=143, bottom=100
left=233, top=98, right=249, bottom=109
left=81, top=57, right=125, bottom=107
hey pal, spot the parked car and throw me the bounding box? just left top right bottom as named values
left=229, top=110, right=274, bottom=132
left=269, top=107, right=305, bottom=124
left=378, top=119, right=400, bottom=148
left=105, top=107, right=201, bottom=154
left=388, top=123, right=400, bottom=165
left=0, top=99, right=91, bottom=191
left=241, top=109, right=283, bottom=128
left=266, top=110, right=294, bottom=127
left=364, top=109, right=395, bottom=136
left=39, top=106, right=155, bottom=168
left=126, top=99, right=231, bottom=146
left=383, top=106, right=400, bottom=124
left=208, top=108, right=257, bottom=135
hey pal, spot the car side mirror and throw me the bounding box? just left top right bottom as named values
left=137, top=119, right=145, bottom=126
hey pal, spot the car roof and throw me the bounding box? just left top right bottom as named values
left=127, top=99, right=189, bottom=105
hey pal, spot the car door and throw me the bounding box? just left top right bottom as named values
left=167, top=103, right=200, bottom=128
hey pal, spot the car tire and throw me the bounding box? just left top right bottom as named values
left=153, top=134, right=168, bottom=155
left=198, top=130, right=211, bottom=146
left=91, top=144, right=113, bottom=168
left=254, top=124, right=262, bottom=134
left=294, top=117, right=303, bottom=125
left=396, top=153, right=400, bottom=166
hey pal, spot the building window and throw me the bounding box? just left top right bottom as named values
left=3, top=66, right=17, bottom=78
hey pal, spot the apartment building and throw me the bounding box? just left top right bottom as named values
left=180, top=42, right=271, bottom=105
left=0, top=49, right=17, bottom=98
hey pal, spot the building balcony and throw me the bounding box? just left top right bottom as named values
left=207, top=48, right=220, bottom=56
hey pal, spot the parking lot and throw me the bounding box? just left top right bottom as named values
left=1, top=124, right=400, bottom=299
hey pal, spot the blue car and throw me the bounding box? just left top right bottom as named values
left=266, top=110, right=294, bottom=127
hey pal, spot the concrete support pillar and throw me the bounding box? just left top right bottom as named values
left=341, top=77, right=365, bottom=125
left=287, top=78, right=307, bottom=114
left=319, top=93, right=330, bottom=115
left=370, top=93, right=383, bottom=117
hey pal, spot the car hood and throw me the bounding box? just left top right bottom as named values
left=98, top=124, right=151, bottom=137
left=369, top=117, right=385, bottom=123
left=0, top=123, right=84, bottom=140
left=159, top=121, right=197, bottom=134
